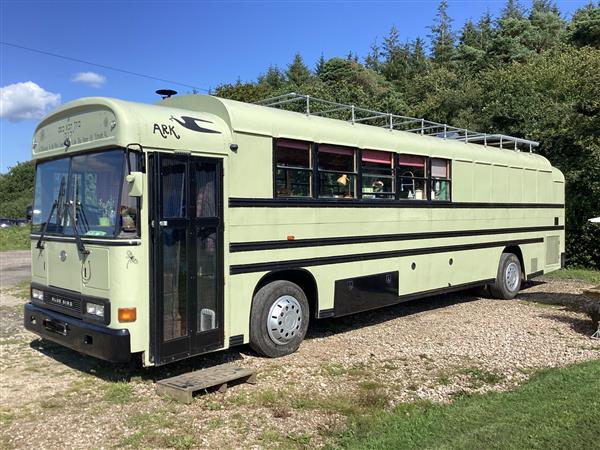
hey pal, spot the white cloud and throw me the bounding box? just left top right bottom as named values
left=71, top=71, right=106, bottom=88
left=0, top=81, right=61, bottom=122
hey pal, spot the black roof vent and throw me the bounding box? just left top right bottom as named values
left=156, top=89, right=178, bottom=99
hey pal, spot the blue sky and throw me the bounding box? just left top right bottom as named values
left=0, top=0, right=590, bottom=172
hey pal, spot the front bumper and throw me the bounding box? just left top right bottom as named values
left=24, top=303, right=131, bottom=363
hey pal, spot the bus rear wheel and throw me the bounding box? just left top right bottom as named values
left=250, top=280, right=310, bottom=358
left=490, top=253, right=522, bottom=300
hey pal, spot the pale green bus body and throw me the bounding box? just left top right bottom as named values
left=26, top=95, right=565, bottom=366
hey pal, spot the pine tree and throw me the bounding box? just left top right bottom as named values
left=501, top=0, right=525, bottom=20
left=315, top=53, right=326, bottom=76
left=409, top=37, right=428, bottom=75
left=568, top=2, right=600, bottom=48
left=459, top=19, right=480, bottom=47
left=365, top=39, right=382, bottom=72
left=529, top=0, right=565, bottom=51
left=429, top=0, right=456, bottom=65
left=258, top=65, right=286, bottom=89
left=286, top=53, right=311, bottom=86
left=477, top=10, right=495, bottom=51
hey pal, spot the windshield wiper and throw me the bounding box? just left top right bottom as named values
left=65, top=201, right=89, bottom=255
left=36, top=176, right=66, bottom=250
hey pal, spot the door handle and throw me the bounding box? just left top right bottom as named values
left=159, top=220, right=168, bottom=226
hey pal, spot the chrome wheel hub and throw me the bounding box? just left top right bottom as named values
left=505, top=262, right=520, bottom=292
left=267, top=295, right=302, bottom=345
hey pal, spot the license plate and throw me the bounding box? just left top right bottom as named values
left=47, top=295, right=76, bottom=309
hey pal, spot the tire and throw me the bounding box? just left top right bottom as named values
left=249, top=280, right=310, bottom=358
left=489, top=253, right=523, bottom=300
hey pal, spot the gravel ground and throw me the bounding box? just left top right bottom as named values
left=1, top=277, right=599, bottom=449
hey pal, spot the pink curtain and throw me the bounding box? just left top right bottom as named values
left=277, top=138, right=310, bottom=150
left=319, top=144, right=354, bottom=156
left=431, top=158, right=449, bottom=178
left=362, top=149, right=392, bottom=165
left=399, top=154, right=426, bottom=167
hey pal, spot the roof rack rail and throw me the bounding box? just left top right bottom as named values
left=254, top=92, right=539, bottom=152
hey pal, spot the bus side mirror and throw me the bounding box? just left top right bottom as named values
left=126, top=172, right=143, bottom=197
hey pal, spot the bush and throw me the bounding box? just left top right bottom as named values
left=0, top=226, right=30, bottom=251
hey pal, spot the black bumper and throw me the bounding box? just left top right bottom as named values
left=24, top=303, right=131, bottom=363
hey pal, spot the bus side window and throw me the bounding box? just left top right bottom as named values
left=431, top=158, right=451, bottom=201
left=398, top=155, right=427, bottom=200
left=361, top=150, right=395, bottom=199
left=318, top=144, right=357, bottom=199
left=274, top=139, right=312, bottom=198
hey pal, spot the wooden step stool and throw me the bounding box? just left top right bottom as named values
left=156, top=364, right=256, bottom=404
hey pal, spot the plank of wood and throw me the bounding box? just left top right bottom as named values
left=583, top=285, right=600, bottom=301
left=155, top=364, right=256, bottom=404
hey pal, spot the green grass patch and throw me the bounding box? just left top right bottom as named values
left=0, top=407, right=14, bottom=427
left=259, top=430, right=313, bottom=449
left=545, top=268, right=600, bottom=284
left=103, top=382, right=135, bottom=404
left=0, top=226, right=30, bottom=251
left=8, top=281, right=30, bottom=300
left=121, top=410, right=197, bottom=449
left=334, top=359, right=600, bottom=449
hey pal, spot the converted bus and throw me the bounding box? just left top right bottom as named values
left=25, top=93, right=565, bottom=366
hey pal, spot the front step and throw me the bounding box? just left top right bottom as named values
left=155, top=364, right=257, bottom=404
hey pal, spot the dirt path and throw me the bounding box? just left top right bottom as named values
left=1, top=278, right=599, bottom=449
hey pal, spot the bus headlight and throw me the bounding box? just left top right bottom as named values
left=32, top=288, right=44, bottom=301
left=86, top=302, right=105, bottom=317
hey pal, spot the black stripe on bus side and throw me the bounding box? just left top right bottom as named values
left=229, top=238, right=543, bottom=275
left=230, top=225, right=564, bottom=252
left=30, top=234, right=142, bottom=247
left=318, top=278, right=497, bottom=319
left=229, top=198, right=564, bottom=209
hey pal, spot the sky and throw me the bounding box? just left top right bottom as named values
left=0, top=0, right=591, bottom=172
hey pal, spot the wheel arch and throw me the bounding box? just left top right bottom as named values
left=253, top=269, right=319, bottom=318
left=502, top=245, right=525, bottom=275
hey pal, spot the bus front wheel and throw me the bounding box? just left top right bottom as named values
left=490, top=253, right=523, bottom=300
left=250, top=280, right=310, bottom=358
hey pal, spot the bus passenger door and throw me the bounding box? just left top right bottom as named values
left=151, top=153, right=224, bottom=365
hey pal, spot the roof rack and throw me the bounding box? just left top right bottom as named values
left=254, top=92, right=539, bottom=152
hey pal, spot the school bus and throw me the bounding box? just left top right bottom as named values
left=24, top=93, right=565, bottom=366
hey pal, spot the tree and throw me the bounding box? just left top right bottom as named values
left=429, top=0, right=456, bottom=65
left=365, top=39, right=382, bottom=72
left=258, top=65, right=286, bottom=89
left=528, top=0, right=565, bottom=52
left=286, top=53, right=311, bottom=86
left=408, top=37, right=428, bottom=75
left=501, top=0, right=525, bottom=20
left=0, top=161, right=34, bottom=218
left=490, top=0, right=534, bottom=63
left=380, top=26, right=411, bottom=84
left=315, top=53, right=327, bottom=76
left=568, top=2, right=600, bottom=48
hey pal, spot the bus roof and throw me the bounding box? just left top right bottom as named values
left=163, top=94, right=553, bottom=172
left=32, top=94, right=554, bottom=173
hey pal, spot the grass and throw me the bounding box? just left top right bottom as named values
left=120, top=409, right=197, bottom=449
left=7, top=281, right=30, bottom=300
left=545, top=267, right=600, bottom=284
left=334, top=359, right=600, bottom=450
left=103, top=382, right=136, bottom=404
left=0, top=226, right=29, bottom=251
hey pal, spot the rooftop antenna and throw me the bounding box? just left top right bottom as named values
left=156, top=89, right=178, bottom=99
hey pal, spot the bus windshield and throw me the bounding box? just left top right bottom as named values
left=32, top=149, right=137, bottom=238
